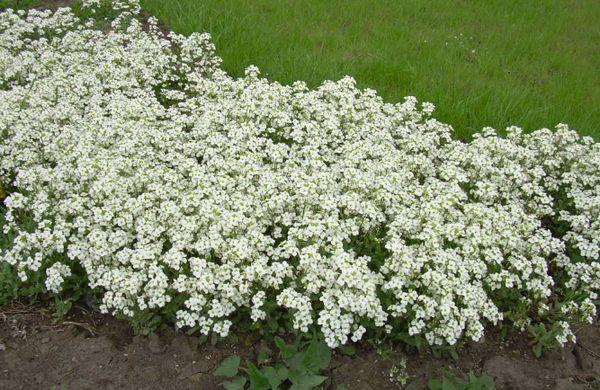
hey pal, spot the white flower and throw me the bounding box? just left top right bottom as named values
left=0, top=1, right=597, bottom=349
left=45, top=263, right=71, bottom=293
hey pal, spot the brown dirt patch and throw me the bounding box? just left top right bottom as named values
left=0, top=302, right=598, bottom=389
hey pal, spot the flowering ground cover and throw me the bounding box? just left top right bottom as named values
left=0, top=1, right=598, bottom=388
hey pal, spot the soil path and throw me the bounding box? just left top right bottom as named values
left=0, top=303, right=599, bottom=389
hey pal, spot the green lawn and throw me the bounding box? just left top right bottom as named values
left=1, top=0, right=598, bottom=139
left=0, top=0, right=39, bottom=9
left=140, top=0, right=600, bottom=140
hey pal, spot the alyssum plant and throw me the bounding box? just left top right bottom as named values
left=0, top=0, right=597, bottom=351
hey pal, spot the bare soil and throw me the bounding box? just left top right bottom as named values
left=0, top=302, right=598, bottom=390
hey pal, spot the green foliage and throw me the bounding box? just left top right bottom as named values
left=255, top=302, right=292, bottom=335
left=0, top=204, right=46, bottom=305
left=0, top=264, right=19, bottom=306
left=347, top=229, right=389, bottom=271
left=128, top=311, right=164, bottom=336
left=246, top=361, right=272, bottom=390
left=213, top=334, right=332, bottom=389
left=527, top=323, right=562, bottom=358
left=430, top=344, right=460, bottom=361
left=1, top=203, right=98, bottom=319
left=372, top=330, right=461, bottom=362
left=221, top=376, right=248, bottom=390
left=428, top=370, right=494, bottom=390
left=0, top=206, right=16, bottom=304
left=215, top=355, right=242, bottom=377
left=262, top=366, right=288, bottom=389
left=337, top=344, right=356, bottom=357
left=51, top=297, right=73, bottom=321
left=388, top=358, right=410, bottom=387
left=368, top=337, right=396, bottom=360
left=396, top=332, right=428, bottom=353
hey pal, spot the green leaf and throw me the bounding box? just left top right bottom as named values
left=480, top=374, right=495, bottom=389
left=442, top=377, right=455, bottom=390
left=468, top=372, right=477, bottom=382
left=532, top=343, right=542, bottom=358
left=288, top=369, right=327, bottom=390
left=428, top=378, right=443, bottom=390
left=452, top=375, right=468, bottom=387
left=185, top=325, right=200, bottom=336
left=286, top=350, right=305, bottom=372
left=221, top=376, right=247, bottom=390
left=449, top=348, right=459, bottom=361
left=262, top=365, right=288, bottom=389
left=226, top=333, right=240, bottom=344
left=257, top=350, right=270, bottom=365
left=214, top=355, right=241, bottom=378
left=275, top=336, right=297, bottom=359
left=52, top=298, right=73, bottom=321
left=246, top=361, right=271, bottom=390
left=302, top=338, right=331, bottom=372
left=267, top=316, right=279, bottom=332
left=197, top=334, right=209, bottom=346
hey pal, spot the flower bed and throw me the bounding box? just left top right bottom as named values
left=0, top=0, right=597, bottom=348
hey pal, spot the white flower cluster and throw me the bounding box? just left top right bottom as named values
left=45, top=262, right=72, bottom=293
left=0, top=1, right=597, bottom=348
left=555, top=320, right=577, bottom=345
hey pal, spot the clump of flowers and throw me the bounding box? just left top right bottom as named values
left=0, top=0, right=597, bottom=349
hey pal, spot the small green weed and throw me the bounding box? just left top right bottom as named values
left=527, top=323, right=569, bottom=358
left=214, top=333, right=332, bottom=390
left=428, top=370, right=494, bottom=390
left=388, top=357, right=410, bottom=387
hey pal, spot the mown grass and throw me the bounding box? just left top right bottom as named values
left=0, top=0, right=40, bottom=9
left=140, top=0, right=599, bottom=140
